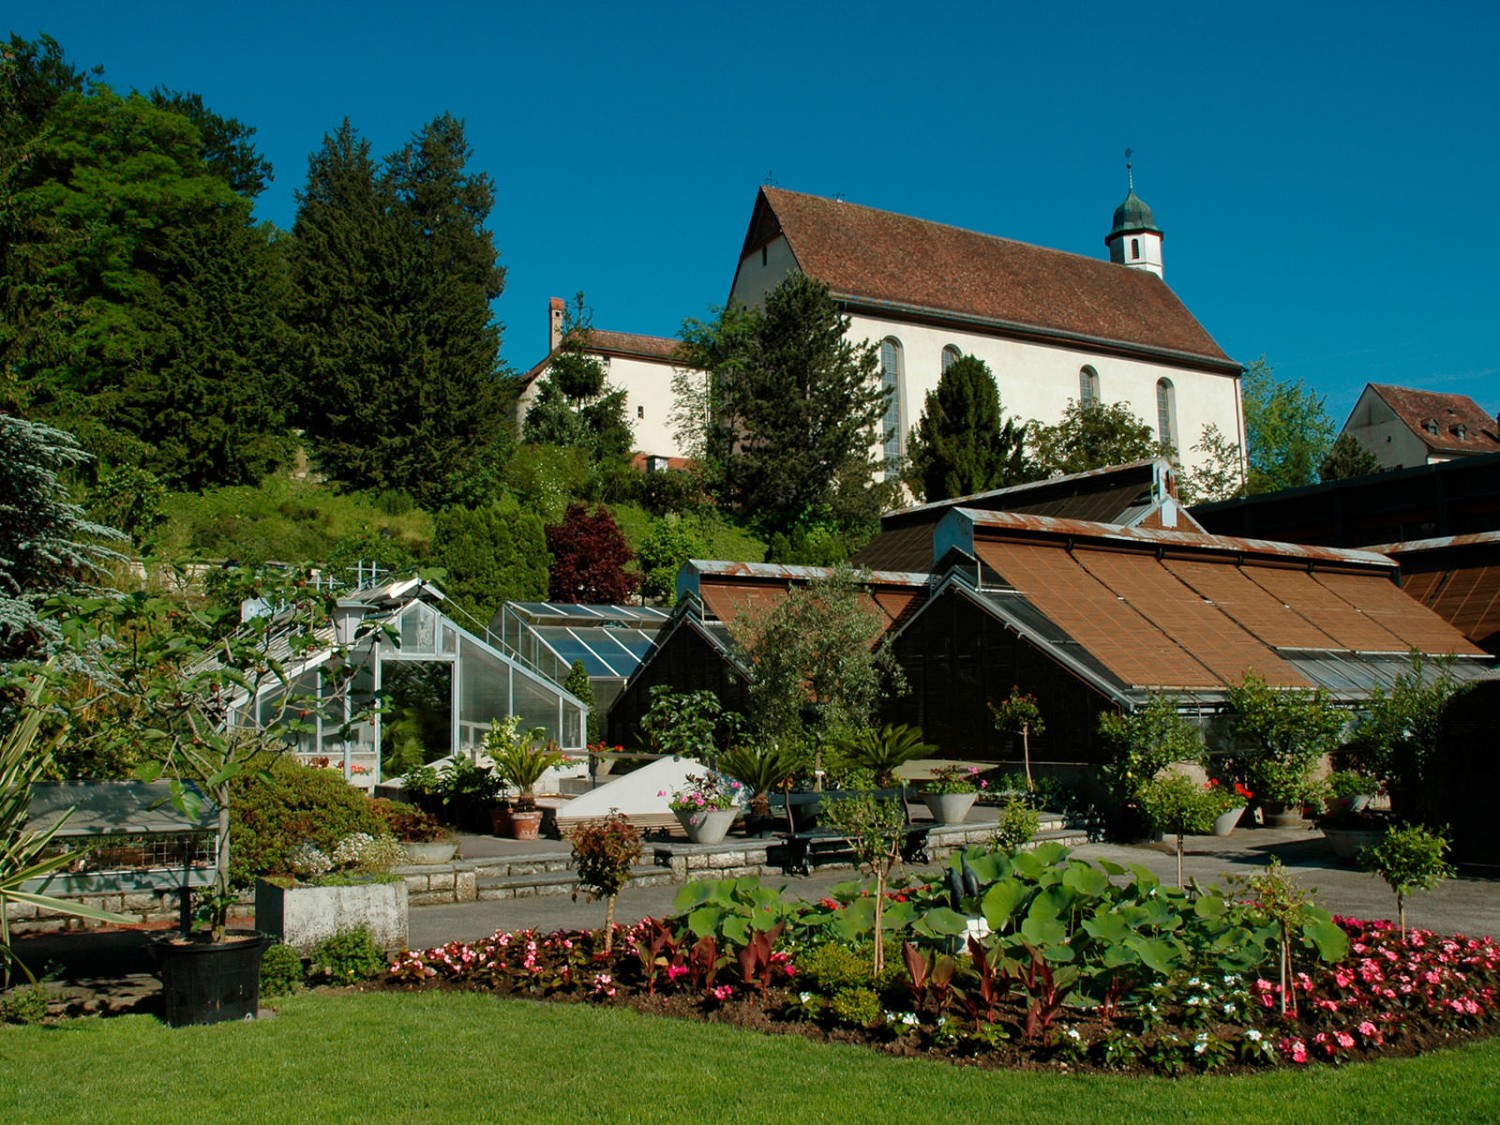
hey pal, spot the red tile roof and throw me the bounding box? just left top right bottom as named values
left=742, top=187, right=1237, bottom=372
left=1368, top=385, right=1500, bottom=457
left=518, top=330, right=682, bottom=389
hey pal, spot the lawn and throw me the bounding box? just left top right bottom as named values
left=2, top=990, right=1498, bottom=1124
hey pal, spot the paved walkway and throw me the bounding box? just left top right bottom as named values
left=405, top=824, right=1500, bottom=949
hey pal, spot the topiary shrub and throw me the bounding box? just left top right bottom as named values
left=829, top=985, right=882, bottom=1028
left=229, top=758, right=384, bottom=887
left=306, top=925, right=387, bottom=984
left=259, top=943, right=306, bottom=997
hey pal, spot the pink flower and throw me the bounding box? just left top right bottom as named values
left=711, top=984, right=734, bottom=1001
left=1335, top=1031, right=1355, bottom=1049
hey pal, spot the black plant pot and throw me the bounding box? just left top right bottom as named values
left=152, top=929, right=269, bottom=1027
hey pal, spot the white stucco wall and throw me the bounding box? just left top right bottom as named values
left=1342, top=391, right=1431, bottom=470
left=601, top=353, right=693, bottom=459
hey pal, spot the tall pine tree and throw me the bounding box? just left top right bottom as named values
left=289, top=116, right=507, bottom=509
left=906, top=354, right=1026, bottom=501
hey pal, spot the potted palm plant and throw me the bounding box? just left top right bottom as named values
left=484, top=717, right=566, bottom=840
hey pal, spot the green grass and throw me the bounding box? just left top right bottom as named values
left=2, top=991, right=1498, bottom=1123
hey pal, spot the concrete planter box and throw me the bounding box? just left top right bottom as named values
left=254, top=879, right=408, bottom=955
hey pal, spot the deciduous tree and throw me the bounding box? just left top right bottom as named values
left=546, top=503, right=637, bottom=604
left=1025, top=400, right=1171, bottom=478
left=1242, top=357, right=1335, bottom=494
left=1319, top=433, right=1382, bottom=482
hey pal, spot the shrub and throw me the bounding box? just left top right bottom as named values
left=370, top=798, right=446, bottom=843
left=1360, top=823, right=1455, bottom=938
left=992, top=801, right=1041, bottom=850
left=260, top=943, right=306, bottom=997
left=229, top=758, right=384, bottom=886
left=0, top=985, right=49, bottom=1025
left=570, top=811, right=643, bottom=953
left=829, top=985, right=883, bottom=1028
left=800, top=941, right=871, bottom=992
left=307, top=926, right=388, bottom=984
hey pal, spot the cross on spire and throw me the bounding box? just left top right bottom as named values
left=1125, top=147, right=1134, bottom=191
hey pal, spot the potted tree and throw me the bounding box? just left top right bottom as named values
left=920, top=764, right=987, bottom=824
left=63, top=566, right=370, bottom=1025
left=484, top=717, right=566, bottom=840
left=1225, top=673, right=1345, bottom=828
left=720, top=739, right=810, bottom=836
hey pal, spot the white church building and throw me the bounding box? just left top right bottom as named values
left=729, top=179, right=1244, bottom=477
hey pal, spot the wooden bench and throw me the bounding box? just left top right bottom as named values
left=767, top=788, right=932, bottom=876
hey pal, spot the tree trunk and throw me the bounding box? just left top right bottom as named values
left=604, top=892, right=617, bottom=953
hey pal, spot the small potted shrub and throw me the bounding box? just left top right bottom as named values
left=570, top=810, right=643, bottom=952
left=720, top=738, right=810, bottom=835
left=254, top=831, right=409, bottom=954
left=663, top=772, right=743, bottom=844
left=1207, top=779, right=1251, bottom=836
left=484, top=717, right=567, bottom=840
left=921, top=764, right=987, bottom=824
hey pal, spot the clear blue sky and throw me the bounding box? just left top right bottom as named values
left=11, top=1, right=1499, bottom=426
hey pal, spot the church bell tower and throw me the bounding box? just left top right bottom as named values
left=1105, top=150, right=1164, bottom=279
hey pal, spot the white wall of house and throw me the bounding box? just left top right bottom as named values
left=602, top=352, right=692, bottom=460
left=1342, top=389, right=1437, bottom=470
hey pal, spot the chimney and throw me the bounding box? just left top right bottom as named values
left=549, top=297, right=565, bottom=352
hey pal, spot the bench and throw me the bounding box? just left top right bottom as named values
left=767, top=788, right=932, bottom=876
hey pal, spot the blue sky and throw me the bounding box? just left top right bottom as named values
left=11, top=1, right=1499, bottom=425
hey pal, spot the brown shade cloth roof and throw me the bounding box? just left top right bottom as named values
left=690, top=563, right=929, bottom=641
left=1367, top=385, right=1500, bottom=457
left=963, top=515, right=1484, bottom=694
left=744, top=188, right=1236, bottom=370
left=1400, top=566, right=1500, bottom=654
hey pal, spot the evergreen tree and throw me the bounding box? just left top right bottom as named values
left=905, top=354, right=1026, bottom=501
left=428, top=498, right=548, bottom=627
left=522, top=294, right=633, bottom=463
left=289, top=116, right=507, bottom=508
left=1319, top=432, right=1382, bottom=482
left=1025, top=399, right=1172, bottom=478
left=681, top=273, right=890, bottom=545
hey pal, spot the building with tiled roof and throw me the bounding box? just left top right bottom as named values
left=515, top=297, right=701, bottom=460
left=729, top=183, right=1245, bottom=479
left=1339, top=384, right=1500, bottom=470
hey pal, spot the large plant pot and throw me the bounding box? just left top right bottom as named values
left=254, top=879, right=408, bottom=955
left=1212, top=806, right=1246, bottom=836
left=1261, top=802, right=1305, bottom=829
left=922, top=791, right=978, bottom=825
left=510, top=810, right=544, bottom=841
left=676, top=807, right=737, bottom=844
left=402, top=840, right=457, bottom=865
left=152, top=929, right=268, bottom=1027
left=1323, top=825, right=1385, bottom=860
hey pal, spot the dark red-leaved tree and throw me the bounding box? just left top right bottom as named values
left=546, top=502, right=638, bottom=604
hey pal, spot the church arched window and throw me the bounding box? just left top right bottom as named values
left=1156, top=378, right=1177, bottom=450
left=880, top=338, right=904, bottom=465
left=941, top=345, right=962, bottom=373
left=1079, top=366, right=1100, bottom=408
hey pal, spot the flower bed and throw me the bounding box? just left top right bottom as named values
left=381, top=849, right=1500, bottom=1076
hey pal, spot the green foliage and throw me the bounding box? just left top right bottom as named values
left=152, top=474, right=433, bottom=566
left=563, top=660, right=598, bottom=744
left=637, top=514, right=709, bottom=604
left=906, top=354, right=1027, bottom=501
left=1178, top=423, right=1246, bottom=505
left=799, top=941, right=874, bottom=992
left=501, top=444, right=590, bottom=525
left=1228, top=859, right=1349, bottom=1014
left=1025, top=399, right=1172, bottom=478
left=1318, top=432, right=1382, bottom=482
left=229, top=757, right=385, bottom=887
left=370, top=798, right=446, bottom=843
left=829, top=985, right=883, bottom=1028
left=1, top=675, right=131, bottom=986
left=0, top=416, right=126, bottom=665
left=738, top=568, right=901, bottom=742
left=678, top=274, right=893, bottom=544
left=288, top=116, right=507, bottom=508
left=1360, top=823, right=1455, bottom=937
left=824, top=792, right=909, bottom=975
left=831, top=724, right=935, bottom=789
left=86, top=464, right=167, bottom=549
left=522, top=295, right=633, bottom=465
left=1097, top=694, right=1206, bottom=801
left=259, top=942, right=306, bottom=998
left=639, top=687, right=738, bottom=760
left=306, top=925, right=387, bottom=984
left=1135, top=774, right=1224, bottom=885
left=1241, top=357, right=1336, bottom=494
left=483, top=715, right=565, bottom=804
left=0, top=983, right=49, bottom=1025
left=1225, top=672, right=1345, bottom=808
left=992, top=801, right=1041, bottom=850
left=1354, top=652, right=1459, bottom=825
left=671, top=876, right=805, bottom=950
left=546, top=502, right=637, bottom=604
left=429, top=497, right=548, bottom=625
left=719, top=739, right=810, bottom=812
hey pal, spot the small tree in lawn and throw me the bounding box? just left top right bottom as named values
left=546, top=502, right=637, bottom=604
left=1360, top=823, right=1455, bottom=940
left=990, top=687, right=1044, bottom=791
left=824, top=792, right=907, bottom=977
left=570, top=810, right=642, bottom=953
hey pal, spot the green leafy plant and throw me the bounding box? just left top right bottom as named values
left=1360, top=822, right=1455, bottom=939
left=924, top=764, right=986, bottom=795
left=231, top=757, right=386, bottom=886
left=1356, top=652, right=1460, bottom=824
left=991, top=800, right=1041, bottom=851
left=823, top=792, right=908, bottom=975
left=484, top=716, right=566, bottom=810
left=1228, top=859, right=1349, bottom=1016
left=638, top=687, right=738, bottom=763
left=0, top=674, right=130, bottom=986
left=259, top=942, right=306, bottom=997
left=830, top=723, right=934, bottom=789
left=570, top=810, right=643, bottom=953
left=306, top=925, right=387, bottom=984
left=829, top=985, right=882, bottom=1029
left=1135, top=774, right=1225, bottom=887
left=1225, top=672, right=1345, bottom=810
left=1098, top=693, right=1206, bottom=804
left=719, top=739, right=810, bottom=816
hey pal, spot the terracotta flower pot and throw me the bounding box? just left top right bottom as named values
left=510, top=810, right=543, bottom=841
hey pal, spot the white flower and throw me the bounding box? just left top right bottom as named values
left=1064, top=1027, right=1082, bottom=1041
left=1223, top=1002, right=1237, bottom=1015
left=799, top=992, right=813, bottom=1004
left=901, top=1012, right=920, bottom=1027
left=1188, top=977, right=1201, bottom=987
left=1245, top=1028, right=1263, bottom=1043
